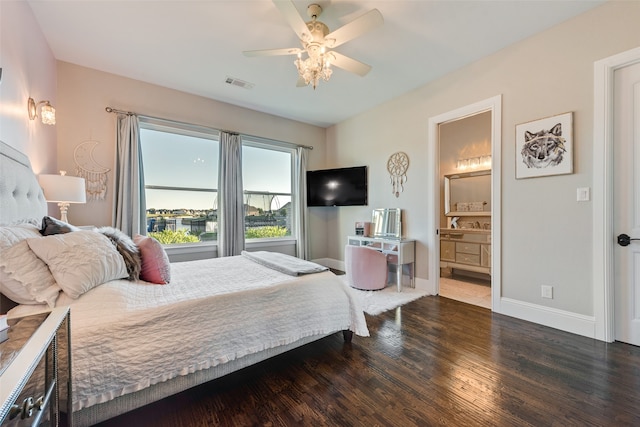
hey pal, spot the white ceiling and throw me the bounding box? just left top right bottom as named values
left=27, top=0, right=604, bottom=128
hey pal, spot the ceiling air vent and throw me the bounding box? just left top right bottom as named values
left=225, top=77, right=254, bottom=90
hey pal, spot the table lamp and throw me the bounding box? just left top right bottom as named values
left=38, top=171, right=86, bottom=223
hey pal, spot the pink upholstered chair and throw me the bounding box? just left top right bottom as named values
left=344, top=245, right=388, bottom=290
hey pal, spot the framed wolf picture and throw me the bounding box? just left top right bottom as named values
left=515, top=112, right=573, bottom=179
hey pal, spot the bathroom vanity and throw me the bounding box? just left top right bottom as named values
left=440, top=228, right=491, bottom=275
left=441, top=169, right=491, bottom=276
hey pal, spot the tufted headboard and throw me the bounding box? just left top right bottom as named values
left=0, top=140, right=47, bottom=226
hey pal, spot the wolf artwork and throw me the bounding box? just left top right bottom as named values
left=521, top=123, right=566, bottom=169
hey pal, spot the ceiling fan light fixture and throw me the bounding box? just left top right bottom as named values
left=245, top=1, right=383, bottom=89
left=295, top=50, right=332, bottom=89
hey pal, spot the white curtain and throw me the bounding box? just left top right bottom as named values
left=113, top=114, right=146, bottom=236
left=218, top=132, right=245, bottom=257
left=293, top=146, right=309, bottom=259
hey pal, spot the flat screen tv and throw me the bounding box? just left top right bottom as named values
left=306, top=166, right=368, bottom=207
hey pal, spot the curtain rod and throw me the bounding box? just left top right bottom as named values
left=105, top=106, right=313, bottom=150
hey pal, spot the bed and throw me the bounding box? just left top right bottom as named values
left=0, top=140, right=369, bottom=426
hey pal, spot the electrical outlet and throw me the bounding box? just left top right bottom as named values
left=541, top=285, right=553, bottom=299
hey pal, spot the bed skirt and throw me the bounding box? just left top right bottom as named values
left=73, top=332, right=335, bottom=426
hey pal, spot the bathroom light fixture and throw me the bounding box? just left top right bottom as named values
left=39, top=171, right=86, bottom=222
left=28, top=97, right=56, bottom=125
left=457, top=155, right=491, bottom=171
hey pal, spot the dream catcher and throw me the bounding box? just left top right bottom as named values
left=74, top=140, right=110, bottom=201
left=387, top=151, right=409, bottom=197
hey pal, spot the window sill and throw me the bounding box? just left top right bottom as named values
left=164, top=242, right=217, bottom=257
left=246, top=237, right=296, bottom=248
left=163, top=238, right=296, bottom=261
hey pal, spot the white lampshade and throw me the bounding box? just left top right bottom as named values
left=39, top=173, right=86, bottom=203
left=39, top=172, right=86, bottom=223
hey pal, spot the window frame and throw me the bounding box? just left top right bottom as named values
left=139, top=118, right=220, bottom=249
left=241, top=136, right=296, bottom=242
left=139, top=119, right=299, bottom=257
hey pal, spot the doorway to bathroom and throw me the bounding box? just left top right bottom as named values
left=428, top=95, right=502, bottom=311
left=439, top=111, right=492, bottom=308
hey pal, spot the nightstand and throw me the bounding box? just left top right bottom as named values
left=0, top=307, right=72, bottom=426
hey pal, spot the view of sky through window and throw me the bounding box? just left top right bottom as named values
left=140, top=129, right=292, bottom=211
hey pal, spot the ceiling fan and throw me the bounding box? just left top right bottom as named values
left=243, top=1, right=384, bottom=89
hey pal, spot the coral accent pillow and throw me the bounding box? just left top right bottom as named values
left=134, top=234, right=171, bottom=284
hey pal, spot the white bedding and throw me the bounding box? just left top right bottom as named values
left=241, top=250, right=329, bottom=275
left=28, top=255, right=368, bottom=412
left=0, top=142, right=369, bottom=425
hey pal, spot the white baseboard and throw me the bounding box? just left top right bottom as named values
left=498, top=297, right=596, bottom=339
left=412, top=276, right=431, bottom=292
left=315, top=260, right=596, bottom=338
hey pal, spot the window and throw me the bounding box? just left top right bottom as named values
left=242, top=139, right=294, bottom=240
left=140, top=121, right=219, bottom=245
left=140, top=121, right=296, bottom=245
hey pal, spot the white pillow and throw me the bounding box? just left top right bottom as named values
left=0, top=224, right=60, bottom=306
left=0, top=241, right=60, bottom=307
left=0, top=223, right=41, bottom=247
left=27, top=230, right=128, bottom=299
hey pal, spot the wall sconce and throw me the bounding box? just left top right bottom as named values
left=38, top=171, right=86, bottom=223
left=457, top=155, right=491, bottom=171
left=28, top=97, right=56, bottom=125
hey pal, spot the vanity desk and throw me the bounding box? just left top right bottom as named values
left=348, top=208, right=415, bottom=292
left=347, top=235, right=416, bottom=291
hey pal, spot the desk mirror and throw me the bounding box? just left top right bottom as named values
left=372, top=208, right=401, bottom=239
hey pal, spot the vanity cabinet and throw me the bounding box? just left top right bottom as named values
left=441, top=169, right=491, bottom=276
left=439, top=229, right=491, bottom=275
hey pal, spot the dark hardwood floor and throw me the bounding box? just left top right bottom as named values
left=95, top=296, right=640, bottom=426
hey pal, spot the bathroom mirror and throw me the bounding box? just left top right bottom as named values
left=371, top=208, right=401, bottom=239
left=444, top=170, right=491, bottom=215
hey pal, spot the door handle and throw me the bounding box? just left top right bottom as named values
left=617, top=233, right=640, bottom=247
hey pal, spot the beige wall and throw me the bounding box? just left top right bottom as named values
left=326, top=1, right=640, bottom=322
left=0, top=1, right=57, bottom=181
left=55, top=62, right=329, bottom=258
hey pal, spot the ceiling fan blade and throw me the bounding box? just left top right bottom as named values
left=324, top=9, right=383, bottom=48
left=329, top=51, right=372, bottom=77
left=272, top=0, right=310, bottom=42
left=243, top=47, right=302, bottom=57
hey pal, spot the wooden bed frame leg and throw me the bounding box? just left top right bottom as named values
left=342, top=330, right=353, bottom=343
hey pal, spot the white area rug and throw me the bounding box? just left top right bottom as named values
left=342, top=277, right=431, bottom=315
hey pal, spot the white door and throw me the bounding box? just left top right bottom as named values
left=614, top=61, right=640, bottom=345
